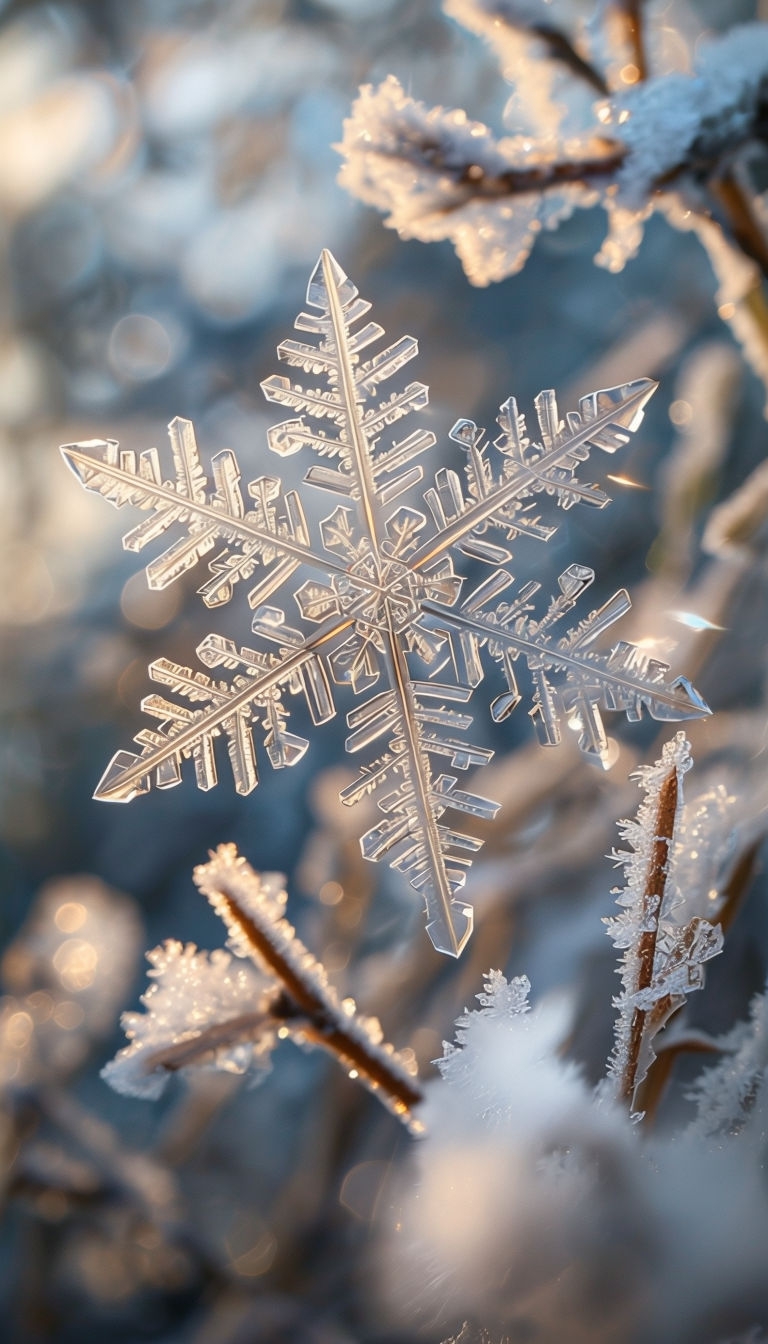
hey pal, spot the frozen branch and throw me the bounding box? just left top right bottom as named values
left=339, top=23, right=768, bottom=292
left=194, top=847, right=423, bottom=1124
left=602, top=734, right=724, bottom=1117
left=105, top=847, right=422, bottom=1129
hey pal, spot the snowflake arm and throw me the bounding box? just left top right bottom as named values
left=93, top=619, right=345, bottom=802
left=61, top=419, right=348, bottom=611
left=421, top=565, right=709, bottom=763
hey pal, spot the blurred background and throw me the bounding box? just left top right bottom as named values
left=1, top=0, right=768, bottom=1340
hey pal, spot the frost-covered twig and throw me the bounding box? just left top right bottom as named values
left=614, top=757, right=678, bottom=1107
left=602, top=734, right=724, bottom=1116
left=339, top=14, right=768, bottom=373
left=105, top=846, right=422, bottom=1129
left=195, top=846, right=423, bottom=1121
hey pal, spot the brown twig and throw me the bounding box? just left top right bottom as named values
left=216, top=887, right=423, bottom=1118
left=380, top=138, right=627, bottom=215
left=631, top=833, right=761, bottom=1123
left=617, top=765, right=679, bottom=1108
left=708, top=169, right=768, bottom=280
left=525, top=23, right=609, bottom=95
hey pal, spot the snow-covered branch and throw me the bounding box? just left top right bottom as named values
left=104, top=846, right=423, bottom=1129
left=602, top=733, right=724, bottom=1116
left=339, top=19, right=768, bottom=287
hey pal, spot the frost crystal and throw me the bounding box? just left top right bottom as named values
left=63, top=252, right=708, bottom=957
left=103, top=942, right=274, bottom=1100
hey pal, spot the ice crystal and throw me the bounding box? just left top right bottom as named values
left=103, top=942, right=274, bottom=1100
left=105, top=845, right=422, bottom=1126
left=62, top=251, right=708, bottom=957
left=603, top=733, right=724, bottom=1114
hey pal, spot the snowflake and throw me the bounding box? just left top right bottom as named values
left=62, top=250, right=708, bottom=957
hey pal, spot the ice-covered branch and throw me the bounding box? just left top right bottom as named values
left=602, top=734, right=724, bottom=1116
left=105, top=847, right=422, bottom=1128
left=338, top=76, right=622, bottom=284
left=339, top=24, right=768, bottom=288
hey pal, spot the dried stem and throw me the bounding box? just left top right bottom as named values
left=193, top=858, right=423, bottom=1121
left=634, top=833, right=762, bottom=1122
left=617, top=765, right=679, bottom=1108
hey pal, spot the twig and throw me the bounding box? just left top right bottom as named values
left=378, top=138, right=626, bottom=216
left=193, top=849, right=423, bottom=1124
left=530, top=24, right=609, bottom=94
left=617, top=765, right=678, bottom=1108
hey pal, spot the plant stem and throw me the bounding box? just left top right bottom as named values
left=618, top=765, right=679, bottom=1109
left=527, top=23, right=609, bottom=95
left=195, top=859, right=423, bottom=1121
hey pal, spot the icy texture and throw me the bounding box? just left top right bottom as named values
left=62, top=252, right=708, bottom=957
left=603, top=733, right=724, bottom=1112
left=610, top=25, right=768, bottom=207
left=395, top=969, right=641, bottom=1337
left=687, top=983, right=768, bottom=1139
left=103, top=942, right=274, bottom=1100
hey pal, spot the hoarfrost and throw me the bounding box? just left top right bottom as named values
left=103, top=941, right=274, bottom=1100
